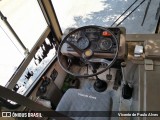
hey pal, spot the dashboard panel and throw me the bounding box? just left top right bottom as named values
left=67, top=28, right=120, bottom=53
left=61, top=27, right=126, bottom=59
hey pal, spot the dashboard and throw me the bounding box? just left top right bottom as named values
left=61, top=27, right=126, bottom=59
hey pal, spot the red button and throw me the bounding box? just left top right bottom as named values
left=102, top=31, right=111, bottom=36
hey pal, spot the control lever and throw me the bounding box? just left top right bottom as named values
left=106, top=68, right=112, bottom=80
left=67, top=58, right=72, bottom=69
left=121, top=62, right=133, bottom=99
left=121, top=62, right=126, bottom=83
left=92, top=69, right=107, bottom=92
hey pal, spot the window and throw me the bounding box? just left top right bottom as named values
left=0, top=27, right=24, bottom=86
left=0, top=0, right=48, bottom=87
left=0, top=0, right=48, bottom=50
left=15, top=38, right=56, bottom=95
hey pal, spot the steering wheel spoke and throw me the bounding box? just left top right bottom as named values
left=65, top=40, right=83, bottom=56
left=88, top=58, right=111, bottom=65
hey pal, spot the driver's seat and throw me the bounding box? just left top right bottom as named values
left=56, top=88, right=118, bottom=120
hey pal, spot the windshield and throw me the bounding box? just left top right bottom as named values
left=0, top=0, right=47, bottom=86
left=52, top=0, right=159, bottom=34
left=0, top=28, right=24, bottom=86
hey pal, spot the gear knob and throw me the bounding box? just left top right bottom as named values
left=121, top=62, right=126, bottom=67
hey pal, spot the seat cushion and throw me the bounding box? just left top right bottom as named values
left=56, top=88, right=112, bottom=120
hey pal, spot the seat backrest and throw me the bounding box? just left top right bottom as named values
left=56, top=88, right=112, bottom=120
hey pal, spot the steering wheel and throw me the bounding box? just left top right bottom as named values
left=57, top=25, right=119, bottom=77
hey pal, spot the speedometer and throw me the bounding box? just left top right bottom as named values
left=77, top=37, right=90, bottom=50
left=99, top=38, right=112, bottom=50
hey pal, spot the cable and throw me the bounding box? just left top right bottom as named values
left=111, top=0, right=138, bottom=27
left=0, top=24, right=24, bottom=57
left=116, top=0, right=146, bottom=26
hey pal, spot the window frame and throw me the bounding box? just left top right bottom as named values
left=6, top=27, right=51, bottom=89
left=6, top=0, right=62, bottom=91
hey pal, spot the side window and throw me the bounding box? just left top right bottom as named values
left=13, top=35, right=57, bottom=95
left=0, top=0, right=48, bottom=51
left=0, top=26, right=24, bottom=86
left=0, top=0, right=57, bottom=95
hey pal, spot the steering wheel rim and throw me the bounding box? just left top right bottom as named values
left=57, top=25, right=119, bottom=77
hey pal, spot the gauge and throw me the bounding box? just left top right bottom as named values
left=77, top=37, right=90, bottom=50
left=99, top=38, right=112, bottom=50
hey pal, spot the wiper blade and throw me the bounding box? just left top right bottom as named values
left=111, top=0, right=138, bottom=27
left=141, top=0, right=151, bottom=26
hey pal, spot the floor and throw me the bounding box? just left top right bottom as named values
left=76, top=61, right=139, bottom=120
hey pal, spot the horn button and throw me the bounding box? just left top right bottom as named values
left=83, top=49, right=94, bottom=59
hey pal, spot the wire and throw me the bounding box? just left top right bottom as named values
left=111, top=0, right=138, bottom=27
left=0, top=24, right=24, bottom=57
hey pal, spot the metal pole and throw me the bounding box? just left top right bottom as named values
left=0, top=11, right=29, bottom=55
left=121, top=62, right=127, bottom=84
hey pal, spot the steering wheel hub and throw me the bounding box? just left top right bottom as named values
left=83, top=49, right=94, bottom=59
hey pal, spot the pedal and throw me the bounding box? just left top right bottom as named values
left=122, top=83, right=133, bottom=99
left=106, top=74, right=112, bottom=80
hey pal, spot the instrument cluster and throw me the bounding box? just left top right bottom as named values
left=67, top=27, right=120, bottom=53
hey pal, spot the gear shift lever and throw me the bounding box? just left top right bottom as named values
left=93, top=69, right=107, bottom=92
left=121, top=62, right=133, bottom=99
left=121, top=62, right=127, bottom=83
